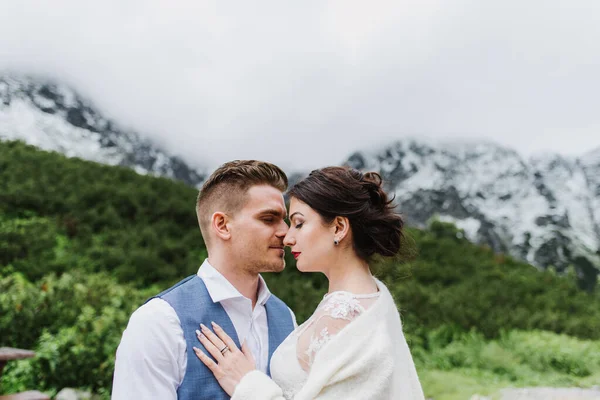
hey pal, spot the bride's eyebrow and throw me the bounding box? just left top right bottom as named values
left=289, top=212, right=304, bottom=220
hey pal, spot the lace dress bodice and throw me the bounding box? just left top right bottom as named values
left=269, top=290, right=380, bottom=399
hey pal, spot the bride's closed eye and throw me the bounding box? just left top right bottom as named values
left=295, top=222, right=304, bottom=229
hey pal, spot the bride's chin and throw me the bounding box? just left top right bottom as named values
left=296, top=263, right=318, bottom=273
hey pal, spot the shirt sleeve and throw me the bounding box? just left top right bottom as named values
left=111, top=298, right=186, bottom=400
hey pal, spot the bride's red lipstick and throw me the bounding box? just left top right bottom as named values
left=291, top=252, right=301, bottom=260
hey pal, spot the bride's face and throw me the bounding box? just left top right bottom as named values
left=283, top=197, right=336, bottom=273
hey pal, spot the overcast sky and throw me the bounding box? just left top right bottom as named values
left=1, top=0, right=599, bottom=171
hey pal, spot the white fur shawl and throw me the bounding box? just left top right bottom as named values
left=232, top=279, right=425, bottom=400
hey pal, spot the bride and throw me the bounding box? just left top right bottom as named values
left=194, top=167, right=425, bottom=400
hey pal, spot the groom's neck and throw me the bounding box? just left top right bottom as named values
left=208, top=256, right=260, bottom=307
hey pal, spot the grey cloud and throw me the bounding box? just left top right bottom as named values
left=1, top=0, right=598, bottom=171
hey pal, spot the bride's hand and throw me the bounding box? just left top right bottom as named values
left=193, top=322, right=256, bottom=396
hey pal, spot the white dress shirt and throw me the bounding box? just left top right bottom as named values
left=112, top=260, right=297, bottom=400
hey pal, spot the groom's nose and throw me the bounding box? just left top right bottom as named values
left=275, top=220, right=289, bottom=237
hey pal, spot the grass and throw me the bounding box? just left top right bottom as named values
left=412, top=329, right=600, bottom=400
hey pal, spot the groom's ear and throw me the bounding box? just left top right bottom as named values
left=211, top=211, right=232, bottom=241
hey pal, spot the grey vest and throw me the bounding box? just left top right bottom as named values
left=152, top=275, right=294, bottom=399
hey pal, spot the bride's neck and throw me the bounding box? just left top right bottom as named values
left=326, top=253, right=377, bottom=295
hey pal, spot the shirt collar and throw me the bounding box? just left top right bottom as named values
left=197, top=259, right=272, bottom=306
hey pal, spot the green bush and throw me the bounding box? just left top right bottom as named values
left=0, top=217, right=63, bottom=280
left=500, top=330, right=600, bottom=377
left=415, top=328, right=600, bottom=384
left=379, top=224, right=600, bottom=341
left=0, top=271, right=154, bottom=396
left=0, top=270, right=155, bottom=350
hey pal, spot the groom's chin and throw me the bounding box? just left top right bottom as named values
left=264, top=259, right=285, bottom=273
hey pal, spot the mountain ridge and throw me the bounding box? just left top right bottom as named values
left=0, top=74, right=206, bottom=187
left=345, top=138, right=600, bottom=289
left=2, top=74, right=598, bottom=289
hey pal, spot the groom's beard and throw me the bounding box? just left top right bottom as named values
left=265, top=257, right=286, bottom=273
left=248, top=257, right=286, bottom=274
left=234, top=238, right=287, bottom=274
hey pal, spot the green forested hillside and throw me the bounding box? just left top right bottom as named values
left=1, top=140, right=600, bottom=399
left=1, top=140, right=206, bottom=286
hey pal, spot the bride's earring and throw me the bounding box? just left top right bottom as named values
left=334, top=238, right=339, bottom=246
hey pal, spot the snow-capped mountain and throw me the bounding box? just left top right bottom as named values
left=345, top=138, right=600, bottom=290
left=0, top=75, right=206, bottom=187
left=2, top=75, right=598, bottom=289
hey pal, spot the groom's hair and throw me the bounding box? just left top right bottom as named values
left=196, top=160, right=288, bottom=244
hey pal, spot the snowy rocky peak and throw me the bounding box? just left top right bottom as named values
left=0, top=75, right=205, bottom=187
left=580, top=147, right=600, bottom=196
left=579, top=148, right=600, bottom=240
left=346, top=139, right=600, bottom=290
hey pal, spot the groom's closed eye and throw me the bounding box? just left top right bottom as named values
left=257, top=210, right=286, bottom=224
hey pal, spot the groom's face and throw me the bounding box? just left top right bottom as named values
left=228, top=184, right=289, bottom=274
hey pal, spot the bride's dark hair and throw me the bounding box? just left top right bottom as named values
left=288, top=166, right=403, bottom=261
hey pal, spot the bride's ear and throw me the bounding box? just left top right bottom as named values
left=212, top=211, right=232, bottom=241
left=332, top=216, right=350, bottom=244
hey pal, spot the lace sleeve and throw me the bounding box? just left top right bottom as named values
left=295, top=293, right=372, bottom=372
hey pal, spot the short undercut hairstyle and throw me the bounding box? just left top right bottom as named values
left=196, top=160, right=288, bottom=244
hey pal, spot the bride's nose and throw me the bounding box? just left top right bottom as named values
left=283, top=232, right=295, bottom=246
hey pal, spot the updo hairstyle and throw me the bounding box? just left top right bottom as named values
left=288, top=166, right=403, bottom=261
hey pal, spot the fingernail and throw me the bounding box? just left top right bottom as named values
left=200, top=323, right=207, bottom=331
left=196, top=329, right=201, bottom=337
left=211, top=321, right=218, bottom=327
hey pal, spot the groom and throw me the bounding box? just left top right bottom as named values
left=112, top=160, right=296, bottom=399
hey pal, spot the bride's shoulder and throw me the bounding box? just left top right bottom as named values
left=318, top=291, right=374, bottom=321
